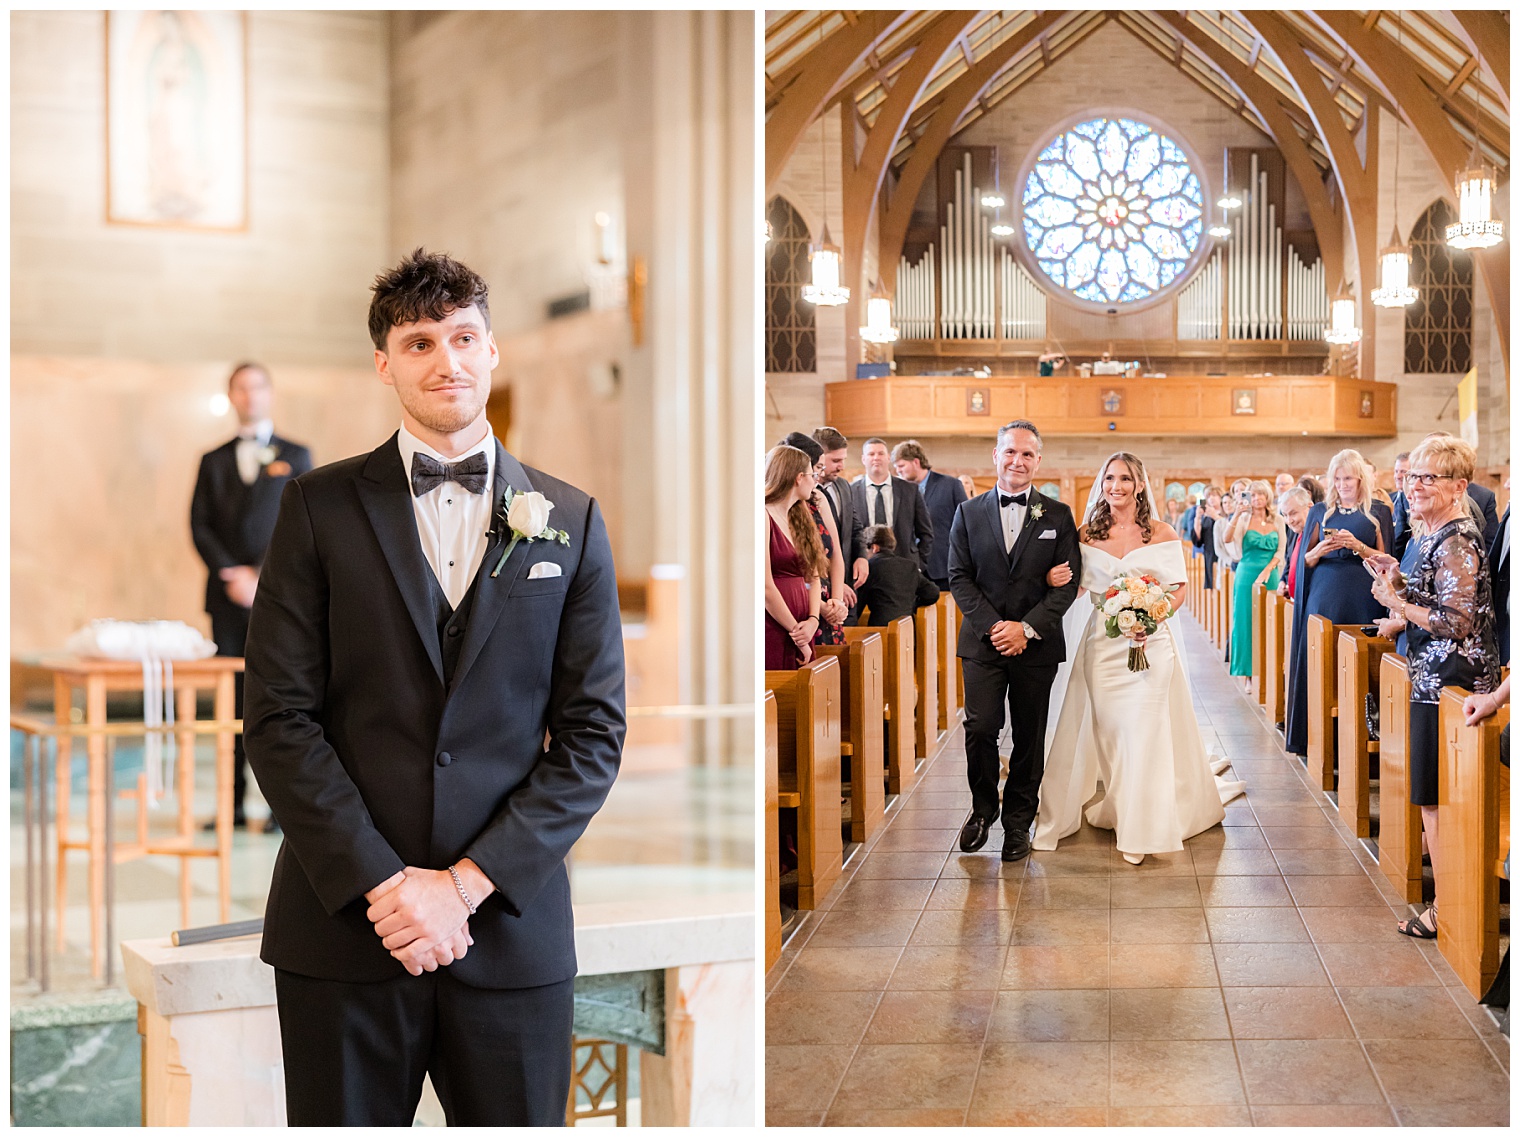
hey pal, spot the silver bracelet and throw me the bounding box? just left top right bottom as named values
left=447, top=864, right=478, bottom=915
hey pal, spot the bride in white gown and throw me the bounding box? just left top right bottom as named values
left=1033, top=452, right=1246, bottom=863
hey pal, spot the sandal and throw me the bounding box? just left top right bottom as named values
left=1397, top=905, right=1438, bottom=940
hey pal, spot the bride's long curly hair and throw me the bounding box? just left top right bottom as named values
left=1084, top=452, right=1155, bottom=544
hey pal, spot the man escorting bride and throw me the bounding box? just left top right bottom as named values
left=949, top=424, right=1245, bottom=866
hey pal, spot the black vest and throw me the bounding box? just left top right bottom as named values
left=426, top=555, right=488, bottom=688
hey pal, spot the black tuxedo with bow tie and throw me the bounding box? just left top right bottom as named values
left=948, top=486, right=1081, bottom=834
left=244, top=433, right=624, bottom=1123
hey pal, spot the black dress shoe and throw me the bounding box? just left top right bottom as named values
left=1001, top=830, right=1032, bottom=862
left=959, top=814, right=992, bottom=853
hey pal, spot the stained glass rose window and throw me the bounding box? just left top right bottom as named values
left=1021, top=117, right=1204, bottom=305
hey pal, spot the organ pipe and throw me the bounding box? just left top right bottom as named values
left=938, top=154, right=996, bottom=339
left=1000, top=251, right=1046, bottom=339
left=896, top=245, right=935, bottom=339
left=1226, top=155, right=1288, bottom=341
left=1177, top=253, right=1221, bottom=340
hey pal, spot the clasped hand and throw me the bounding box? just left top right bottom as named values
left=989, top=620, right=1027, bottom=656
left=365, top=867, right=473, bottom=977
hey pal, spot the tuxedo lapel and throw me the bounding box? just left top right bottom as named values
left=356, top=435, right=446, bottom=685
left=1006, top=490, right=1043, bottom=575
left=977, top=490, right=1006, bottom=563
left=449, top=440, right=534, bottom=695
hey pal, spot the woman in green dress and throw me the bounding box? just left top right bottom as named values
left=1227, top=479, right=1285, bottom=684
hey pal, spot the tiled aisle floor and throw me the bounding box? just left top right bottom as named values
left=765, top=612, right=1510, bottom=1127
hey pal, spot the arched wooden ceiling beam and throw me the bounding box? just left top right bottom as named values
left=1312, top=9, right=1508, bottom=368
left=1154, top=11, right=1343, bottom=283
left=876, top=9, right=1069, bottom=293
left=765, top=10, right=915, bottom=194
left=1247, top=10, right=1379, bottom=378
left=1448, top=11, right=1508, bottom=112
left=841, top=12, right=981, bottom=293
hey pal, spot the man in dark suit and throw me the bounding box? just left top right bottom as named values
left=892, top=438, right=968, bottom=591
left=852, top=436, right=934, bottom=572
left=190, top=363, right=313, bottom=831
left=948, top=419, right=1080, bottom=861
left=1391, top=451, right=1412, bottom=559
left=855, top=525, right=939, bottom=625
left=244, top=249, right=624, bottom=1125
left=813, top=426, right=868, bottom=598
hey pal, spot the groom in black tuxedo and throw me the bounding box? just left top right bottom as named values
left=244, top=249, right=625, bottom=1125
left=948, top=420, right=1079, bottom=861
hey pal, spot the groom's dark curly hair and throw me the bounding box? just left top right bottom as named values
left=1084, top=452, right=1155, bottom=544
left=368, top=247, right=491, bottom=350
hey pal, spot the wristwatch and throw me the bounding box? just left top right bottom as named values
left=1021, top=621, right=1037, bottom=641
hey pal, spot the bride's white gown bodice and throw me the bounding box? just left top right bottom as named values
left=1032, top=539, right=1246, bottom=854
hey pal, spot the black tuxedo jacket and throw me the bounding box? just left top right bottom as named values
left=244, top=434, right=625, bottom=989
left=918, top=469, right=968, bottom=582
left=1469, top=481, right=1500, bottom=550
left=1391, top=491, right=1411, bottom=560
left=191, top=434, right=313, bottom=618
left=948, top=487, right=1080, bottom=667
left=853, top=475, right=934, bottom=570
left=1491, top=506, right=1509, bottom=661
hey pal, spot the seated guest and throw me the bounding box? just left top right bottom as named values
left=892, top=439, right=967, bottom=591
left=764, top=445, right=828, bottom=670
left=854, top=525, right=939, bottom=625
left=1367, top=435, right=1500, bottom=940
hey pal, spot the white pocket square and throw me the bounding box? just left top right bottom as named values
left=527, top=562, right=562, bottom=579
left=1038, top=529, right=1056, bottom=539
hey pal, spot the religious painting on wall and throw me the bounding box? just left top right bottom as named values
left=106, top=11, right=247, bottom=231
left=1232, top=388, right=1257, bottom=415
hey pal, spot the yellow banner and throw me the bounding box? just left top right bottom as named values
left=1458, top=368, right=1478, bottom=447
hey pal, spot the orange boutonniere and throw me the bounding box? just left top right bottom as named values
left=266, top=460, right=293, bottom=478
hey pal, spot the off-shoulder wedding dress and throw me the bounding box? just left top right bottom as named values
left=1032, top=539, right=1246, bottom=857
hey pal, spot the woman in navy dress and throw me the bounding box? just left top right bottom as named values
left=1284, top=450, right=1387, bottom=755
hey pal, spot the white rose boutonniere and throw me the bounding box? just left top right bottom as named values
left=1030, top=500, right=1044, bottom=521
left=490, top=488, right=570, bottom=578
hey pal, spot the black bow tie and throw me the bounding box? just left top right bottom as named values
left=1000, top=492, right=1029, bottom=509
left=411, top=451, right=489, bottom=497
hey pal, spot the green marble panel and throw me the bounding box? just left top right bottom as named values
left=11, top=1016, right=141, bottom=1127
left=573, top=969, right=664, bottom=1055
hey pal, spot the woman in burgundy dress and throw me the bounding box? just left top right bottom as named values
left=765, top=445, right=830, bottom=669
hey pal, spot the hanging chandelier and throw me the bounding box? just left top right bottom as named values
left=1208, top=206, right=1231, bottom=239
left=801, top=222, right=849, bottom=307
left=1371, top=226, right=1417, bottom=307
left=859, top=286, right=899, bottom=344
left=1446, top=83, right=1504, bottom=249
left=1325, top=283, right=1361, bottom=344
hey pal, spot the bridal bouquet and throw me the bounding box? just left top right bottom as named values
left=1100, top=574, right=1174, bottom=672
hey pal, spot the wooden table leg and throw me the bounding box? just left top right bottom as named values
left=215, top=673, right=235, bottom=924
left=53, top=674, right=73, bottom=954
left=177, top=684, right=198, bottom=929
left=86, top=674, right=108, bottom=979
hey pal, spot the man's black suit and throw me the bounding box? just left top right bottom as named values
left=1469, top=481, right=1500, bottom=550
left=1392, top=490, right=1411, bottom=559
left=190, top=434, right=313, bottom=817
left=948, top=487, right=1080, bottom=834
left=1491, top=506, right=1509, bottom=661
left=818, top=476, right=865, bottom=568
left=916, top=469, right=968, bottom=588
left=853, top=474, right=934, bottom=570
left=244, top=435, right=625, bottom=1124
left=856, top=549, right=939, bottom=626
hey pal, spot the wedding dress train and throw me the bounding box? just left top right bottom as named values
left=1033, top=540, right=1246, bottom=855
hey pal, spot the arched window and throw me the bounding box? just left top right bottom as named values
left=765, top=197, right=816, bottom=373
left=1404, top=199, right=1473, bottom=374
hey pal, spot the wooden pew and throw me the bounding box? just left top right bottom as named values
left=1216, top=566, right=1234, bottom=655
left=1281, top=598, right=1294, bottom=719
left=844, top=618, right=917, bottom=797
left=914, top=605, right=947, bottom=763
left=763, top=691, right=780, bottom=972
left=817, top=634, right=886, bottom=845
left=764, top=658, right=844, bottom=909
left=1336, top=628, right=1393, bottom=838
left=1264, top=591, right=1289, bottom=724
left=1305, top=615, right=1354, bottom=792
left=1251, top=583, right=1269, bottom=704
left=935, top=595, right=962, bottom=732
left=1377, top=655, right=1423, bottom=904
left=1437, top=685, right=1510, bottom=1000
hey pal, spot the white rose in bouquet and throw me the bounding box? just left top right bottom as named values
left=1126, top=579, right=1147, bottom=598
left=508, top=490, right=553, bottom=537
left=1103, top=596, right=1123, bottom=616
left=1115, top=609, right=1138, bottom=634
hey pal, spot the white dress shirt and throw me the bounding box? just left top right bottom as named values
left=999, top=488, right=1039, bottom=639
left=863, top=477, right=895, bottom=527
left=396, top=424, right=495, bottom=609
left=235, top=420, right=274, bottom=485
